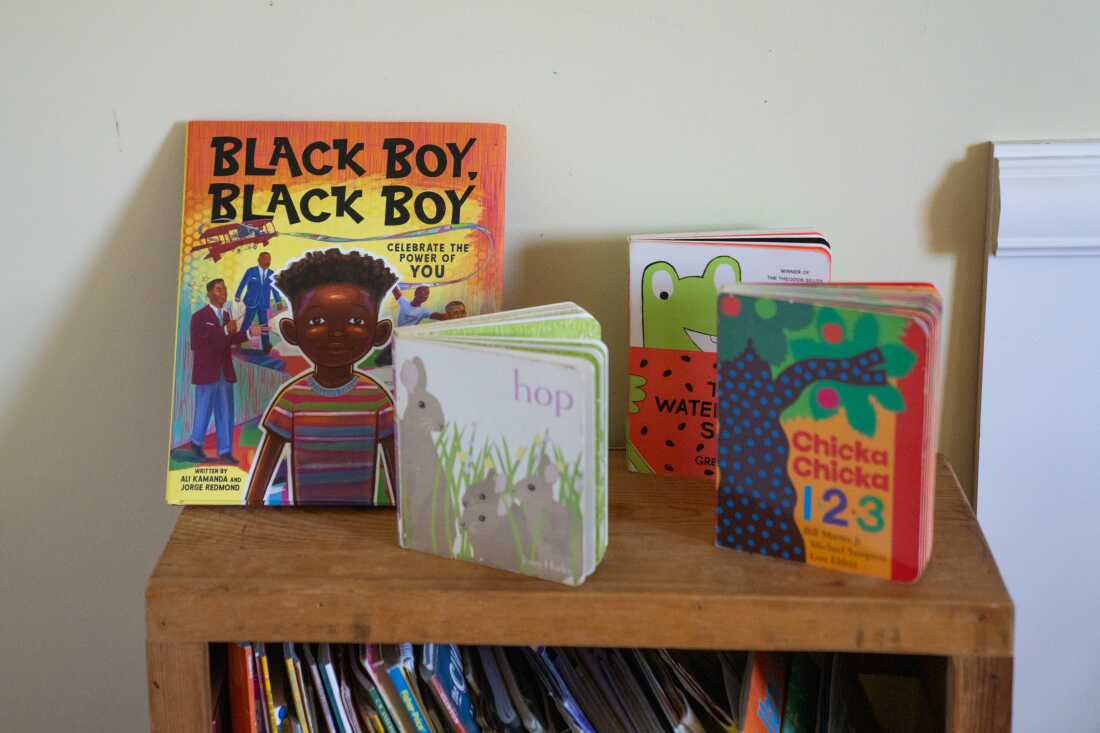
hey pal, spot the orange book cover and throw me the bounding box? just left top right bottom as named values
left=228, top=643, right=259, bottom=733
left=165, top=121, right=506, bottom=506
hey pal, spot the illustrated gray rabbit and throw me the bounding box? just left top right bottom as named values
left=397, top=355, right=447, bottom=549
left=514, top=454, right=573, bottom=567
left=458, top=468, right=531, bottom=570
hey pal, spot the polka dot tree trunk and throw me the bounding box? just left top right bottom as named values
left=715, top=341, right=887, bottom=562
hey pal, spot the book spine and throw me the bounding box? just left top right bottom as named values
left=285, top=655, right=312, bottom=733
left=429, top=676, right=467, bottom=733
left=258, top=647, right=280, bottom=733
left=387, top=666, right=431, bottom=733
left=364, top=648, right=410, bottom=733
left=228, top=644, right=259, bottom=733
left=366, top=684, right=400, bottom=733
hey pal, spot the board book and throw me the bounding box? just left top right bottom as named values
left=393, top=303, right=609, bottom=585
left=714, top=282, right=942, bottom=581
left=627, top=231, right=832, bottom=480
left=165, top=121, right=506, bottom=505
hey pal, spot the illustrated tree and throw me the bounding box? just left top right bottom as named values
left=714, top=294, right=916, bottom=560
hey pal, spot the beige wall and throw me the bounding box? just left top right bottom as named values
left=2, top=1, right=1097, bottom=729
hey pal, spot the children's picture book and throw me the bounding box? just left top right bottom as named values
left=420, top=645, right=480, bottom=733
left=303, top=645, right=339, bottom=733
left=384, top=644, right=437, bottom=733
left=627, top=230, right=831, bottom=480
left=225, top=645, right=907, bottom=733
left=363, top=644, right=418, bottom=733
left=740, top=652, right=789, bottom=733
left=350, top=652, right=400, bottom=733
left=165, top=121, right=506, bottom=505
left=229, top=643, right=261, bottom=733
left=393, top=303, right=608, bottom=585
left=714, top=283, right=942, bottom=581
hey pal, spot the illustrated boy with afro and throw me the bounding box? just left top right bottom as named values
left=244, top=248, right=398, bottom=505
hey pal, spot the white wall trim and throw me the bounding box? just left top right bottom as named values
left=988, top=139, right=1100, bottom=257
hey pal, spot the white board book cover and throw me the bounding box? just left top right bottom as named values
left=626, top=230, right=832, bottom=480
left=393, top=303, right=608, bottom=585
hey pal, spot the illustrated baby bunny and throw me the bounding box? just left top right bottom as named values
left=515, top=454, right=573, bottom=566
left=398, top=355, right=447, bottom=549
left=458, top=468, right=531, bottom=570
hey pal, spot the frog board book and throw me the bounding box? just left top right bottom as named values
left=166, top=121, right=506, bottom=506
left=393, top=303, right=608, bottom=585
left=627, top=231, right=832, bottom=480
left=714, top=283, right=942, bottom=581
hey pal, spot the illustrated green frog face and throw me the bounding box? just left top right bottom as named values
left=641, top=256, right=741, bottom=351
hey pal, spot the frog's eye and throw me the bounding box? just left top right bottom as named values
left=713, top=263, right=737, bottom=289
left=651, top=269, right=674, bottom=301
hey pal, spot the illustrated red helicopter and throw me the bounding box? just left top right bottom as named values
left=194, top=218, right=277, bottom=262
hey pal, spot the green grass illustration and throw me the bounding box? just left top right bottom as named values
left=426, top=425, right=585, bottom=578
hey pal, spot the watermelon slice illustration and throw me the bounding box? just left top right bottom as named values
left=627, top=346, right=718, bottom=479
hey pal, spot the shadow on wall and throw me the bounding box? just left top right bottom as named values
left=0, top=126, right=185, bottom=729
left=924, top=142, right=991, bottom=501
left=512, top=234, right=630, bottom=446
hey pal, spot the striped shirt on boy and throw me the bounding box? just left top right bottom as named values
left=262, top=372, right=394, bottom=504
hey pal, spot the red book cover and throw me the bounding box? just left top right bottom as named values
left=228, top=643, right=259, bottom=733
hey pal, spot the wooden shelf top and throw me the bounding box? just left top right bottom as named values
left=147, top=454, right=1012, bottom=657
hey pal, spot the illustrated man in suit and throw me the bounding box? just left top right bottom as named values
left=190, top=278, right=247, bottom=463
left=235, top=251, right=285, bottom=353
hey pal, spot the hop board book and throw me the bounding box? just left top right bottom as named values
left=393, top=303, right=608, bottom=585
left=714, top=283, right=942, bottom=581
left=627, top=231, right=832, bottom=480
left=165, top=121, right=506, bottom=505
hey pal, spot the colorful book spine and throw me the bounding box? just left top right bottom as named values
left=229, top=643, right=259, bottom=733
left=420, top=644, right=479, bottom=733
left=741, top=653, right=787, bottom=733
left=360, top=672, right=400, bottom=733
left=256, top=644, right=281, bottom=733
left=284, top=644, right=313, bottom=733
left=387, top=646, right=432, bottom=733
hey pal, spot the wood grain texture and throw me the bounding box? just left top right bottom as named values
left=146, top=454, right=1013, bottom=655
left=946, top=655, right=1013, bottom=732
left=147, top=642, right=211, bottom=733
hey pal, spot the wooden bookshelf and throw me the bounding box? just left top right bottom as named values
left=146, top=454, right=1013, bottom=732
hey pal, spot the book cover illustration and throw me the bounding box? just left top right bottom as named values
left=394, top=304, right=608, bottom=585
left=714, top=284, right=940, bottom=581
left=627, top=232, right=831, bottom=480
left=165, top=121, right=506, bottom=505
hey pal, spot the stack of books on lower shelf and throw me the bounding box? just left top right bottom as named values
left=211, top=642, right=934, bottom=733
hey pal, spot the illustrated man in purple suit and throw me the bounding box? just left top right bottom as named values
left=190, top=278, right=247, bottom=463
